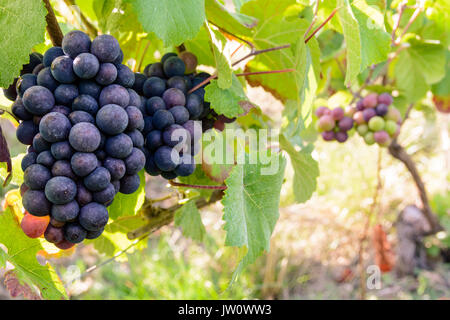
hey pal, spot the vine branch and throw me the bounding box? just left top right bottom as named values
left=387, top=105, right=443, bottom=234
left=43, top=0, right=64, bottom=46
left=169, top=180, right=227, bottom=190
left=62, top=0, right=98, bottom=38
left=127, top=190, right=224, bottom=240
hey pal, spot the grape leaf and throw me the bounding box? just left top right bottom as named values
left=0, top=0, right=47, bottom=87
left=4, top=270, right=41, bottom=299
left=241, top=0, right=310, bottom=101
left=206, top=23, right=232, bottom=89
left=0, top=153, right=25, bottom=187
left=432, top=51, right=450, bottom=97
left=204, top=74, right=245, bottom=118
left=205, top=0, right=256, bottom=38
left=222, top=151, right=286, bottom=276
left=406, top=39, right=446, bottom=85
left=279, top=134, right=319, bottom=203
left=0, top=206, right=67, bottom=300
left=107, top=170, right=145, bottom=219
left=337, top=0, right=390, bottom=86
left=174, top=200, right=206, bottom=242
left=394, top=50, right=428, bottom=102
left=130, top=0, right=205, bottom=47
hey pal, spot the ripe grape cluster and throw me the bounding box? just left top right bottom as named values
left=353, top=93, right=401, bottom=146
left=7, top=31, right=146, bottom=249
left=316, top=106, right=355, bottom=143
left=134, top=51, right=234, bottom=180
left=316, top=92, right=402, bottom=147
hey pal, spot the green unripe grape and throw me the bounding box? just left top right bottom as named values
left=357, top=124, right=369, bottom=136
left=385, top=120, right=398, bottom=136
left=368, top=116, right=385, bottom=131
left=364, top=132, right=375, bottom=145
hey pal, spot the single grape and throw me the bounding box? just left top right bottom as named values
left=69, top=122, right=101, bottom=152
left=143, top=77, right=166, bottom=97
left=95, top=63, right=117, bottom=85
left=163, top=56, right=185, bottom=77
left=96, top=104, right=129, bottom=135
left=51, top=56, right=76, bottom=83
left=64, top=222, right=87, bottom=243
left=99, top=84, right=130, bottom=107
left=119, top=174, right=141, bottom=194
left=124, top=148, right=146, bottom=175
left=84, top=167, right=111, bottom=192
left=378, top=93, right=393, bottom=106
left=115, top=64, right=135, bottom=88
left=45, top=176, right=77, bottom=205
left=43, top=46, right=64, bottom=67
left=72, top=94, right=99, bottom=115
left=73, top=53, right=100, bottom=79
left=91, top=34, right=121, bottom=63
left=44, top=225, right=64, bottom=243
left=154, top=146, right=180, bottom=171
left=79, top=202, right=109, bottom=232
left=21, top=213, right=49, bottom=238
left=16, top=74, right=37, bottom=97
left=22, top=190, right=51, bottom=216
left=62, top=30, right=91, bottom=59
left=54, top=84, right=79, bottom=105
left=368, top=116, right=385, bottom=131
left=104, top=133, right=133, bottom=158
left=36, top=150, right=55, bottom=168
left=22, top=85, right=55, bottom=115
left=152, top=109, right=175, bottom=130
left=70, top=152, right=97, bottom=177
left=51, top=200, right=80, bottom=222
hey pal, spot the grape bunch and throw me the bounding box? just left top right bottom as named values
left=7, top=30, right=146, bottom=249
left=315, top=106, right=355, bottom=143
left=134, top=51, right=234, bottom=180
left=352, top=93, right=402, bottom=146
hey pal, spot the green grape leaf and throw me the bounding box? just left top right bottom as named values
left=0, top=153, right=24, bottom=187
left=204, top=74, right=245, bottom=118
left=0, top=0, right=47, bottom=87
left=206, top=23, right=232, bottom=89
left=337, top=0, right=390, bottom=86
left=205, top=0, right=255, bottom=38
left=241, top=0, right=310, bottom=101
left=432, top=51, right=450, bottom=97
left=130, top=0, right=205, bottom=47
left=279, top=134, right=319, bottom=203
left=174, top=200, right=206, bottom=242
left=107, top=170, right=145, bottom=219
left=394, top=50, right=429, bottom=102
left=0, top=207, right=67, bottom=300
left=406, top=39, right=446, bottom=85
left=222, top=151, right=286, bottom=276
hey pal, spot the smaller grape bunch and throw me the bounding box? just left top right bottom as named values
left=352, top=93, right=402, bottom=146
left=136, top=51, right=234, bottom=180
left=6, top=30, right=146, bottom=249
left=315, top=106, right=355, bottom=143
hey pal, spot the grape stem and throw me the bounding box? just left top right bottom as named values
left=304, top=0, right=321, bottom=39
left=42, top=0, right=64, bottom=46
left=304, top=8, right=337, bottom=44
left=168, top=180, right=227, bottom=190
left=128, top=190, right=224, bottom=240
left=62, top=0, right=98, bottom=38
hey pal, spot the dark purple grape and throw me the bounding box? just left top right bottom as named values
left=51, top=56, right=76, bottom=83
left=62, top=30, right=91, bottom=59
left=73, top=53, right=100, bottom=79
left=95, top=63, right=117, bottom=85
